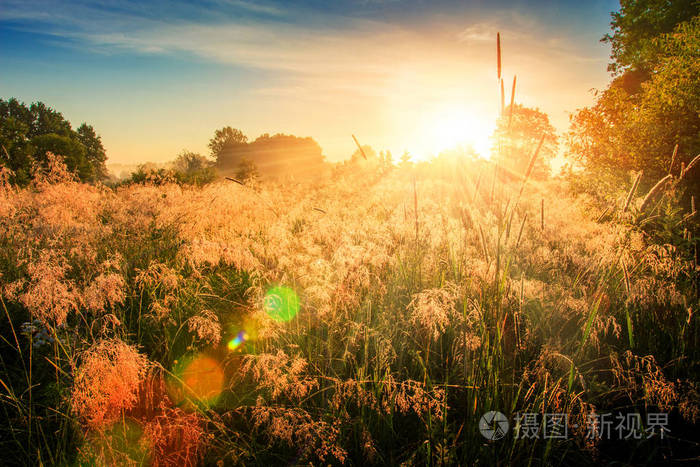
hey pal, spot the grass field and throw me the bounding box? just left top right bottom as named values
left=1, top=150, right=698, bottom=465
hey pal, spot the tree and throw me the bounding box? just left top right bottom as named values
left=172, top=150, right=216, bottom=185
left=173, top=151, right=211, bottom=173
left=77, top=123, right=107, bottom=180
left=234, top=158, right=259, bottom=181
left=384, top=150, right=394, bottom=166
left=603, top=0, right=699, bottom=75
left=0, top=101, right=34, bottom=184
left=0, top=98, right=108, bottom=184
left=208, top=127, right=247, bottom=164
left=31, top=133, right=89, bottom=179
left=569, top=16, right=700, bottom=188
left=215, top=132, right=325, bottom=178
left=28, top=102, right=72, bottom=137
left=492, top=104, right=558, bottom=180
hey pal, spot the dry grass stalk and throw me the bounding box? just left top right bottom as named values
left=352, top=134, right=368, bottom=160
left=413, top=178, right=419, bottom=241
left=623, top=171, right=643, bottom=212
left=472, top=172, right=482, bottom=203
left=515, top=213, right=527, bottom=248
left=515, top=133, right=545, bottom=202
left=680, top=154, right=700, bottom=180
left=596, top=205, right=611, bottom=222
left=225, top=176, right=244, bottom=185
left=621, top=259, right=631, bottom=296
left=500, top=79, right=505, bottom=116
left=478, top=224, right=489, bottom=261
left=540, top=198, right=544, bottom=230
left=669, top=144, right=678, bottom=174
left=508, top=76, right=517, bottom=129
left=640, top=174, right=673, bottom=211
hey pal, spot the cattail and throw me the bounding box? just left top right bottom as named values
left=497, top=32, right=501, bottom=80
left=352, top=134, right=368, bottom=160
left=640, top=174, right=673, bottom=211
left=500, top=79, right=505, bottom=116
left=669, top=144, right=678, bottom=175
left=680, top=154, right=700, bottom=180
left=622, top=171, right=643, bottom=212
left=686, top=196, right=698, bottom=222
left=508, top=76, right=517, bottom=129
left=225, top=176, right=244, bottom=185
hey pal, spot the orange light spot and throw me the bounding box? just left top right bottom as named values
left=168, top=355, right=224, bottom=410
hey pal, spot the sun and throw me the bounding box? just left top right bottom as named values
left=411, top=105, right=495, bottom=161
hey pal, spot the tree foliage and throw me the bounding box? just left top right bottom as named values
left=569, top=6, right=699, bottom=197
left=208, top=126, right=248, bottom=164
left=234, top=158, right=259, bottom=182
left=569, top=16, right=699, bottom=187
left=603, top=0, right=699, bottom=74
left=0, top=98, right=107, bottom=184
left=172, top=151, right=217, bottom=185
left=492, top=104, right=558, bottom=180
left=214, top=129, right=325, bottom=178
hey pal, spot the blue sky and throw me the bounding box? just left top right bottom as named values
left=1, top=0, right=619, bottom=164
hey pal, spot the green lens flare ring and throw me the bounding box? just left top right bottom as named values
left=263, top=286, right=299, bottom=322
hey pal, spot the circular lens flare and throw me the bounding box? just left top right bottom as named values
left=94, top=418, right=150, bottom=464
left=168, top=355, right=224, bottom=410
left=263, top=286, right=299, bottom=322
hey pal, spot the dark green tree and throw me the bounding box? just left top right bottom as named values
left=77, top=123, right=107, bottom=180
left=0, top=98, right=108, bottom=184
left=31, top=133, right=89, bottom=179
left=603, top=0, right=699, bottom=75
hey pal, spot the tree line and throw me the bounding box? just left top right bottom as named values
left=0, top=98, right=107, bottom=185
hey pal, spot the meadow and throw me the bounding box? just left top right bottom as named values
left=0, top=147, right=698, bottom=465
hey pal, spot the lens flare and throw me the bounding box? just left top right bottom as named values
left=263, top=286, right=299, bottom=322
left=227, top=330, right=248, bottom=351
left=93, top=418, right=150, bottom=465
left=168, top=355, right=224, bottom=410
